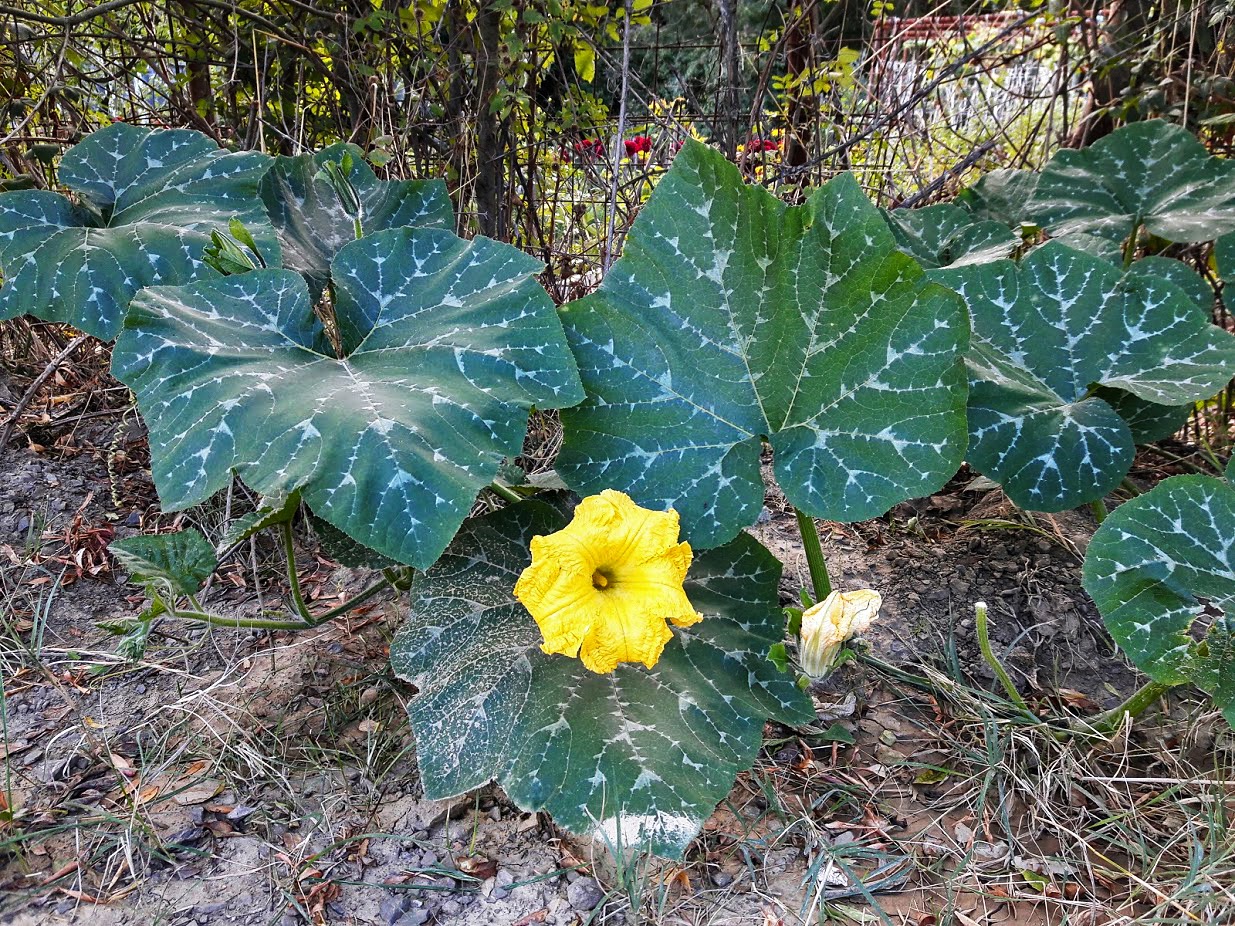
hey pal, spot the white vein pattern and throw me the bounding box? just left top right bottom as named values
left=556, top=140, right=969, bottom=549
left=388, top=502, right=813, bottom=858
left=934, top=243, right=1235, bottom=512
left=882, top=202, right=1018, bottom=269
left=110, top=226, right=583, bottom=570
left=1083, top=473, right=1235, bottom=726
left=0, top=123, right=275, bottom=340
left=260, top=142, right=452, bottom=300
left=1030, top=119, right=1235, bottom=243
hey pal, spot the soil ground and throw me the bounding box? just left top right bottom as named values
left=1, top=367, right=1233, bottom=926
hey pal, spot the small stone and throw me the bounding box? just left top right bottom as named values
left=567, top=876, right=604, bottom=911
left=394, top=911, right=429, bottom=926
left=125, top=511, right=142, bottom=527
left=488, top=805, right=502, bottom=822
left=379, top=894, right=410, bottom=924
left=440, top=900, right=463, bottom=915
left=711, top=870, right=733, bottom=887
left=490, top=869, right=515, bottom=901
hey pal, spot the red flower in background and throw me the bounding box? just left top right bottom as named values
left=624, top=136, right=651, bottom=156
left=573, top=138, right=605, bottom=158
left=747, top=137, right=779, bottom=152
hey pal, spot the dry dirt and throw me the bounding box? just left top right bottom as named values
left=0, top=398, right=1215, bottom=926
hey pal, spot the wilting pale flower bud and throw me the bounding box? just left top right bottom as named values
left=798, top=589, right=882, bottom=678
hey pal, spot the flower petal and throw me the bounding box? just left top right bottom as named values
left=514, top=491, right=700, bottom=673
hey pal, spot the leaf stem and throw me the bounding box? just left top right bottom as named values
left=280, top=520, right=312, bottom=620
left=1090, top=679, right=1175, bottom=736
left=974, top=601, right=1030, bottom=712
left=1122, top=216, right=1140, bottom=268
left=793, top=508, right=832, bottom=603
left=487, top=481, right=523, bottom=505
left=1090, top=499, right=1108, bottom=524
left=150, top=571, right=403, bottom=632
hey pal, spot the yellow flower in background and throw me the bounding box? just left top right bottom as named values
left=799, top=589, right=881, bottom=678
left=514, top=490, right=701, bottom=674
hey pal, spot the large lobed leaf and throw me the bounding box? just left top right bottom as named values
left=111, top=227, right=583, bottom=569
left=1083, top=471, right=1235, bottom=727
left=260, top=143, right=453, bottom=299
left=0, top=123, right=276, bottom=340
left=390, top=499, right=813, bottom=857
left=883, top=202, right=1018, bottom=268
left=934, top=243, right=1235, bottom=511
left=1029, top=120, right=1235, bottom=243
left=556, top=140, right=969, bottom=549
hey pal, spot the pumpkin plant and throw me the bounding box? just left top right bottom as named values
left=0, top=123, right=277, bottom=340
left=553, top=139, right=971, bottom=594
left=931, top=245, right=1235, bottom=514
left=1083, top=461, right=1235, bottom=729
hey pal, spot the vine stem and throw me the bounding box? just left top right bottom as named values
left=974, top=601, right=1030, bottom=712
left=150, top=571, right=401, bottom=632
left=280, top=519, right=312, bottom=620
left=1090, top=679, right=1175, bottom=736
left=793, top=508, right=832, bottom=603
left=487, top=481, right=523, bottom=505
left=1122, top=216, right=1140, bottom=268
left=1090, top=499, right=1108, bottom=524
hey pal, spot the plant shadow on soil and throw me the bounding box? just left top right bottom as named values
left=1, top=411, right=1233, bottom=926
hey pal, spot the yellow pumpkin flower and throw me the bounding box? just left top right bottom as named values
left=799, top=589, right=882, bottom=678
left=514, top=490, right=701, bottom=674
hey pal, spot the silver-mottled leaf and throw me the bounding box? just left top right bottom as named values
left=111, top=227, right=583, bottom=569
left=883, top=203, right=1018, bottom=268
left=1030, top=120, right=1235, bottom=243
left=934, top=243, right=1235, bottom=510
left=260, top=143, right=452, bottom=299
left=389, top=500, right=813, bottom=857
left=1083, top=474, right=1235, bottom=727
left=557, top=140, right=969, bottom=548
left=0, top=123, right=276, bottom=340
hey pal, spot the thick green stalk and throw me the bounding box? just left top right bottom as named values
left=793, top=508, right=832, bottom=603
left=151, top=570, right=402, bottom=632
left=487, top=481, right=523, bottom=505
left=974, top=601, right=1030, bottom=712
left=280, top=520, right=312, bottom=620
left=1090, top=679, right=1175, bottom=736
left=1090, top=499, right=1108, bottom=524
left=1122, top=217, right=1140, bottom=268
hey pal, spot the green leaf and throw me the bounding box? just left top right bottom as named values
left=389, top=500, right=813, bottom=858
left=1095, top=387, right=1191, bottom=444
left=1083, top=474, right=1235, bottom=727
left=112, top=227, right=583, bottom=570
left=218, top=490, right=301, bottom=552
left=883, top=203, right=1018, bottom=268
left=1094, top=258, right=1215, bottom=442
left=260, top=143, right=452, bottom=299
left=1029, top=120, right=1235, bottom=243
left=557, top=140, right=969, bottom=548
left=933, top=243, right=1235, bottom=511
left=110, top=529, right=217, bottom=596
left=307, top=510, right=396, bottom=570
left=955, top=168, right=1039, bottom=226
left=0, top=123, right=276, bottom=340
left=1128, top=256, right=1214, bottom=314
left=573, top=42, right=596, bottom=83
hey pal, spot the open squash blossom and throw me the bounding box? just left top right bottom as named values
left=514, top=490, right=701, bottom=674
left=799, top=589, right=882, bottom=678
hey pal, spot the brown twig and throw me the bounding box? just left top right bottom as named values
left=0, top=333, right=90, bottom=449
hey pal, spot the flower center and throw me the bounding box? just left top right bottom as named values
left=591, top=568, right=612, bottom=590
